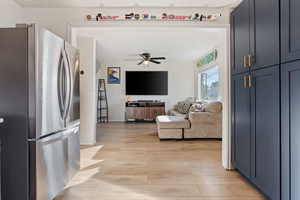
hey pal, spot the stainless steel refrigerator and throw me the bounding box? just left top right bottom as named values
left=0, top=24, right=80, bottom=200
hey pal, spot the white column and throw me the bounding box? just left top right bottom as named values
left=222, top=26, right=233, bottom=169
left=77, top=37, right=97, bottom=145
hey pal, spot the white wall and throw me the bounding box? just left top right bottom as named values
left=97, top=61, right=195, bottom=121
left=193, top=31, right=232, bottom=169
left=77, top=36, right=97, bottom=145
left=0, top=3, right=232, bottom=169
left=0, top=0, right=23, bottom=27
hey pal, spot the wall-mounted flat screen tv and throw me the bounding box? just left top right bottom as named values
left=126, top=71, right=168, bottom=95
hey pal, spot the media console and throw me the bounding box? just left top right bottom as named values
left=125, top=101, right=166, bottom=122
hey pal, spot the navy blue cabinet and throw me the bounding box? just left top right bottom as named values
left=231, top=0, right=279, bottom=74
left=232, top=67, right=280, bottom=200
left=281, top=0, right=300, bottom=63
left=250, top=66, right=280, bottom=200
left=231, top=0, right=300, bottom=199
left=281, top=60, right=300, bottom=200
left=232, top=73, right=251, bottom=177
left=250, top=0, right=280, bottom=70
left=231, top=0, right=251, bottom=75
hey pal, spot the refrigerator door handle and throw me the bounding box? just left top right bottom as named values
left=62, top=49, right=71, bottom=120
left=39, top=126, right=79, bottom=144
left=64, top=49, right=74, bottom=119
left=39, top=132, right=68, bottom=144
left=57, top=50, right=65, bottom=119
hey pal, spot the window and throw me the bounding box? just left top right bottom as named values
left=198, top=66, right=219, bottom=101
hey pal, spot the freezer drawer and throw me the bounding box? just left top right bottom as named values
left=30, top=126, right=80, bottom=200
left=68, top=126, right=80, bottom=181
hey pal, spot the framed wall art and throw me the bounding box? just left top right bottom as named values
left=107, top=67, right=121, bottom=84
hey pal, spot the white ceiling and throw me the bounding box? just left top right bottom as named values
left=15, top=0, right=241, bottom=8
left=75, top=27, right=225, bottom=64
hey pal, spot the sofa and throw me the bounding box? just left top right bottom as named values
left=157, top=101, right=222, bottom=139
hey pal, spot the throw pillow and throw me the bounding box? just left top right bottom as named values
left=189, top=103, right=205, bottom=113
left=175, top=101, right=192, bottom=114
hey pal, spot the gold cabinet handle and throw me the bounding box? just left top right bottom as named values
left=243, top=55, right=254, bottom=68
left=244, top=56, right=248, bottom=68
left=248, top=75, right=252, bottom=88
left=247, top=55, right=255, bottom=67
left=248, top=55, right=252, bottom=67
left=244, top=75, right=248, bottom=88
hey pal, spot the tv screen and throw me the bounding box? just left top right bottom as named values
left=126, top=71, right=168, bottom=95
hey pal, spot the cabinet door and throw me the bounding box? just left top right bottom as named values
left=145, top=107, right=151, bottom=119
left=282, top=60, right=300, bottom=200
left=250, top=0, right=279, bottom=69
left=281, top=0, right=300, bottom=63
left=126, top=107, right=135, bottom=119
left=250, top=66, right=280, bottom=200
left=231, top=73, right=251, bottom=177
left=231, top=0, right=251, bottom=75
left=135, top=107, right=146, bottom=120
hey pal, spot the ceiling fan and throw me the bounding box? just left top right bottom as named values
left=137, top=53, right=166, bottom=65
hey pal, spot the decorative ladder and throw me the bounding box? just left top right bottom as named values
left=97, top=79, right=109, bottom=123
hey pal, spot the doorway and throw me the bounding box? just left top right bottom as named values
left=68, top=23, right=232, bottom=169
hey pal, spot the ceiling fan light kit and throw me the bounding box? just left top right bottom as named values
left=136, top=53, right=166, bottom=65
left=132, top=53, right=166, bottom=65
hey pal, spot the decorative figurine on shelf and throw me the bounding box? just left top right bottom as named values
left=175, top=16, right=188, bottom=20
left=134, top=14, right=140, bottom=20
left=86, top=15, right=92, bottom=21
left=151, top=15, right=157, bottom=20
left=96, top=13, right=102, bottom=21
left=125, top=13, right=134, bottom=19
left=207, top=15, right=213, bottom=20
left=162, top=13, right=168, bottom=20
left=127, top=96, right=134, bottom=102
left=193, top=13, right=200, bottom=20
left=143, top=14, right=149, bottom=19
left=207, top=13, right=221, bottom=21
left=200, top=14, right=206, bottom=21
left=168, top=14, right=175, bottom=20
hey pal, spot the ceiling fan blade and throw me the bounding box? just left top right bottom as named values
left=151, top=57, right=166, bottom=60
left=139, top=54, right=147, bottom=59
left=150, top=60, right=161, bottom=64
left=137, top=60, right=145, bottom=65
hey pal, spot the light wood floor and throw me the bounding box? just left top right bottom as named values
left=56, top=122, right=266, bottom=200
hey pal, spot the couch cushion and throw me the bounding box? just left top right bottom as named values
left=204, top=101, right=222, bottom=113
left=167, top=109, right=188, bottom=118
left=158, top=129, right=183, bottom=139
left=156, top=116, right=190, bottom=129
